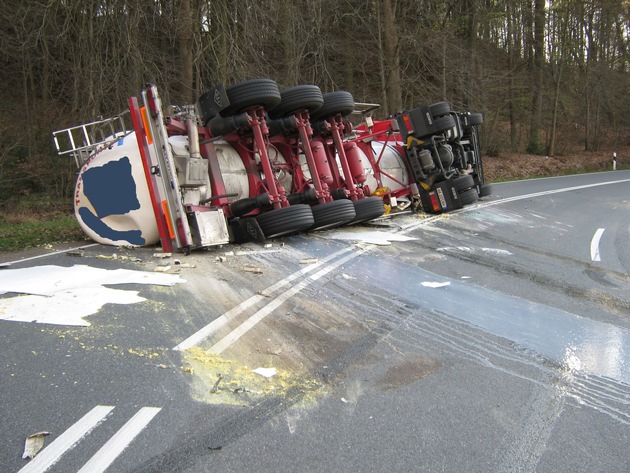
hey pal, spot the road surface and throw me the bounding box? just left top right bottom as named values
left=2, top=170, right=629, bottom=472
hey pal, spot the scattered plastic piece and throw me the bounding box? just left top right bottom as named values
left=421, top=281, right=451, bottom=288
left=243, top=266, right=262, bottom=274
left=153, top=253, right=172, bottom=259
left=252, top=367, right=277, bottom=378
left=154, top=266, right=171, bottom=272
left=299, top=258, right=318, bottom=264
left=481, top=248, right=513, bottom=255
left=210, top=374, right=223, bottom=393
left=22, top=431, right=50, bottom=459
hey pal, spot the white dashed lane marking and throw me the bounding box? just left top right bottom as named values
left=590, top=228, right=606, bottom=262
left=17, top=405, right=161, bottom=473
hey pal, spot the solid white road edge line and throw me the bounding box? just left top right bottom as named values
left=76, top=407, right=162, bottom=473
left=400, top=178, right=630, bottom=235
left=18, top=405, right=114, bottom=473
left=2, top=243, right=99, bottom=266
left=590, top=228, right=606, bottom=262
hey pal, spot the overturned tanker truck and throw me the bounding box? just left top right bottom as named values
left=52, top=79, right=490, bottom=253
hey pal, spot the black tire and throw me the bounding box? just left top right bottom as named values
left=255, top=204, right=314, bottom=239
left=432, top=115, right=457, bottom=133
left=268, top=85, right=324, bottom=119
left=478, top=183, right=493, bottom=197
left=219, top=79, right=281, bottom=117
left=309, top=91, right=355, bottom=121
left=351, top=196, right=385, bottom=224
left=429, top=102, right=451, bottom=118
left=310, top=199, right=356, bottom=231
left=452, top=174, right=475, bottom=192
left=467, top=113, right=483, bottom=126
left=458, top=188, right=479, bottom=206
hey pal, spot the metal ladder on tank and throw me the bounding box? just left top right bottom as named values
left=52, top=111, right=133, bottom=167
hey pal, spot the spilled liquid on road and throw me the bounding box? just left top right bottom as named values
left=348, top=254, right=630, bottom=386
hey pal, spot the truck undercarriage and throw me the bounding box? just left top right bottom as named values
left=53, top=80, right=490, bottom=252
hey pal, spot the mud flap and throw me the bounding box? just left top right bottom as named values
left=419, top=179, right=462, bottom=214
left=230, top=217, right=267, bottom=243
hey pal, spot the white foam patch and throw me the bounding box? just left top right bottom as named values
left=325, top=230, right=417, bottom=246
left=0, top=265, right=184, bottom=326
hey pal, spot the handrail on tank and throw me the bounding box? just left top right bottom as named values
left=52, top=110, right=133, bottom=168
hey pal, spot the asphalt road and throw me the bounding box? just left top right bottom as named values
left=2, top=170, right=629, bottom=473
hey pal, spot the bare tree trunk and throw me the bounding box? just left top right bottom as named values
left=527, top=0, right=545, bottom=154
left=548, top=62, right=562, bottom=157
left=506, top=0, right=517, bottom=151
left=382, top=0, right=402, bottom=115
left=179, top=0, right=194, bottom=104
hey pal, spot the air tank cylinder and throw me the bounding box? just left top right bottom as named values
left=343, top=142, right=367, bottom=183
left=311, top=140, right=334, bottom=185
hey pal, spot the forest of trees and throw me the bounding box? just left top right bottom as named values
left=1, top=0, right=628, bottom=204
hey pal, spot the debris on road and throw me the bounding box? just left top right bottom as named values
left=243, top=266, right=263, bottom=274
left=421, top=281, right=451, bottom=288
left=299, top=258, right=318, bottom=265
left=252, top=367, right=277, bottom=378
left=174, top=261, right=194, bottom=268
left=325, top=230, right=417, bottom=246
left=22, top=431, right=50, bottom=459
left=210, top=374, right=223, bottom=393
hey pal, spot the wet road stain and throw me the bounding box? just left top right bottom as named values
left=376, top=356, right=442, bottom=391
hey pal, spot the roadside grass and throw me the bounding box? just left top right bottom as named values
left=0, top=197, right=87, bottom=252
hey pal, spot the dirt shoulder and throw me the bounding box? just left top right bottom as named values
left=483, top=146, right=628, bottom=182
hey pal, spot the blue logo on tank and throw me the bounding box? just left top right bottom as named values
left=77, top=156, right=145, bottom=245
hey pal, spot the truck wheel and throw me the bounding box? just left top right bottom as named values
left=453, top=174, right=475, bottom=192
left=268, top=85, right=324, bottom=119
left=467, top=113, right=483, bottom=126
left=478, top=183, right=493, bottom=197
left=351, top=196, right=385, bottom=224
left=310, top=91, right=355, bottom=121
left=255, top=204, right=314, bottom=239
left=432, top=115, right=457, bottom=133
left=458, top=188, right=479, bottom=206
left=219, top=79, right=281, bottom=117
left=310, top=199, right=356, bottom=231
left=429, top=102, right=451, bottom=118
